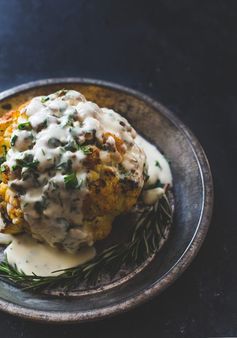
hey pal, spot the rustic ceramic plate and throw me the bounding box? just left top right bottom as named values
left=0, top=78, right=213, bottom=323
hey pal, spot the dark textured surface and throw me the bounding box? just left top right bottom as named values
left=0, top=0, right=236, bottom=337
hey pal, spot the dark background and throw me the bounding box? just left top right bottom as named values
left=0, top=0, right=236, bottom=337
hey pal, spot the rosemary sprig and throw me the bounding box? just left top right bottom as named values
left=0, top=194, right=172, bottom=292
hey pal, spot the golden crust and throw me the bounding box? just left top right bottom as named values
left=0, top=105, right=27, bottom=234
left=0, top=182, right=25, bottom=234
left=0, top=100, right=143, bottom=246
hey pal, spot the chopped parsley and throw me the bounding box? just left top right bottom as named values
left=0, top=145, right=7, bottom=165
left=155, top=160, right=162, bottom=169
left=0, top=165, right=6, bottom=173
left=18, top=122, right=32, bottom=130
left=64, top=141, right=92, bottom=155
left=12, top=155, right=39, bottom=171
left=64, top=173, right=78, bottom=189
left=11, top=135, right=18, bottom=147
left=78, top=144, right=92, bottom=155
left=2, top=145, right=7, bottom=157
left=11, top=164, right=19, bottom=171
left=0, top=157, right=5, bottom=166
left=41, top=96, right=50, bottom=103
left=56, top=89, right=68, bottom=96
left=42, top=119, right=48, bottom=128
left=64, top=173, right=83, bottom=190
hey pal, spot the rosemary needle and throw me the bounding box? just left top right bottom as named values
left=0, top=194, right=172, bottom=292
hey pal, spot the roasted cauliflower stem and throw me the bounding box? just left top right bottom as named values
left=0, top=90, right=146, bottom=252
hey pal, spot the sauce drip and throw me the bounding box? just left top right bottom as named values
left=136, top=135, right=172, bottom=205
left=0, top=233, right=13, bottom=245
left=4, top=234, right=95, bottom=276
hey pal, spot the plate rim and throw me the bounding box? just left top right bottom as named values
left=0, top=78, right=214, bottom=323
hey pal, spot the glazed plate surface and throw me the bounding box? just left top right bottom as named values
left=0, top=79, right=213, bottom=323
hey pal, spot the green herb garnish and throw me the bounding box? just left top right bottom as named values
left=18, top=122, right=32, bottom=130
left=10, top=135, right=18, bottom=147
left=155, top=160, right=162, bottom=169
left=0, top=145, right=7, bottom=167
left=78, top=144, right=92, bottom=155
left=2, top=145, right=7, bottom=157
left=11, top=164, right=19, bottom=171
left=0, top=157, right=5, bottom=166
left=64, top=141, right=92, bottom=155
left=64, top=173, right=78, bottom=189
left=41, top=96, right=50, bottom=103
left=56, top=88, right=68, bottom=96
left=12, top=155, right=39, bottom=171
left=0, top=165, right=6, bottom=173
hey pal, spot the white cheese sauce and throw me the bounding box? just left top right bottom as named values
left=0, top=233, right=13, bottom=245
left=136, top=135, right=172, bottom=205
left=4, top=234, right=95, bottom=277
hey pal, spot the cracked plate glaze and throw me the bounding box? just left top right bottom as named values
left=0, top=78, right=213, bottom=323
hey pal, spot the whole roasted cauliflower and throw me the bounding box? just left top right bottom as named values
left=0, top=90, right=146, bottom=252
